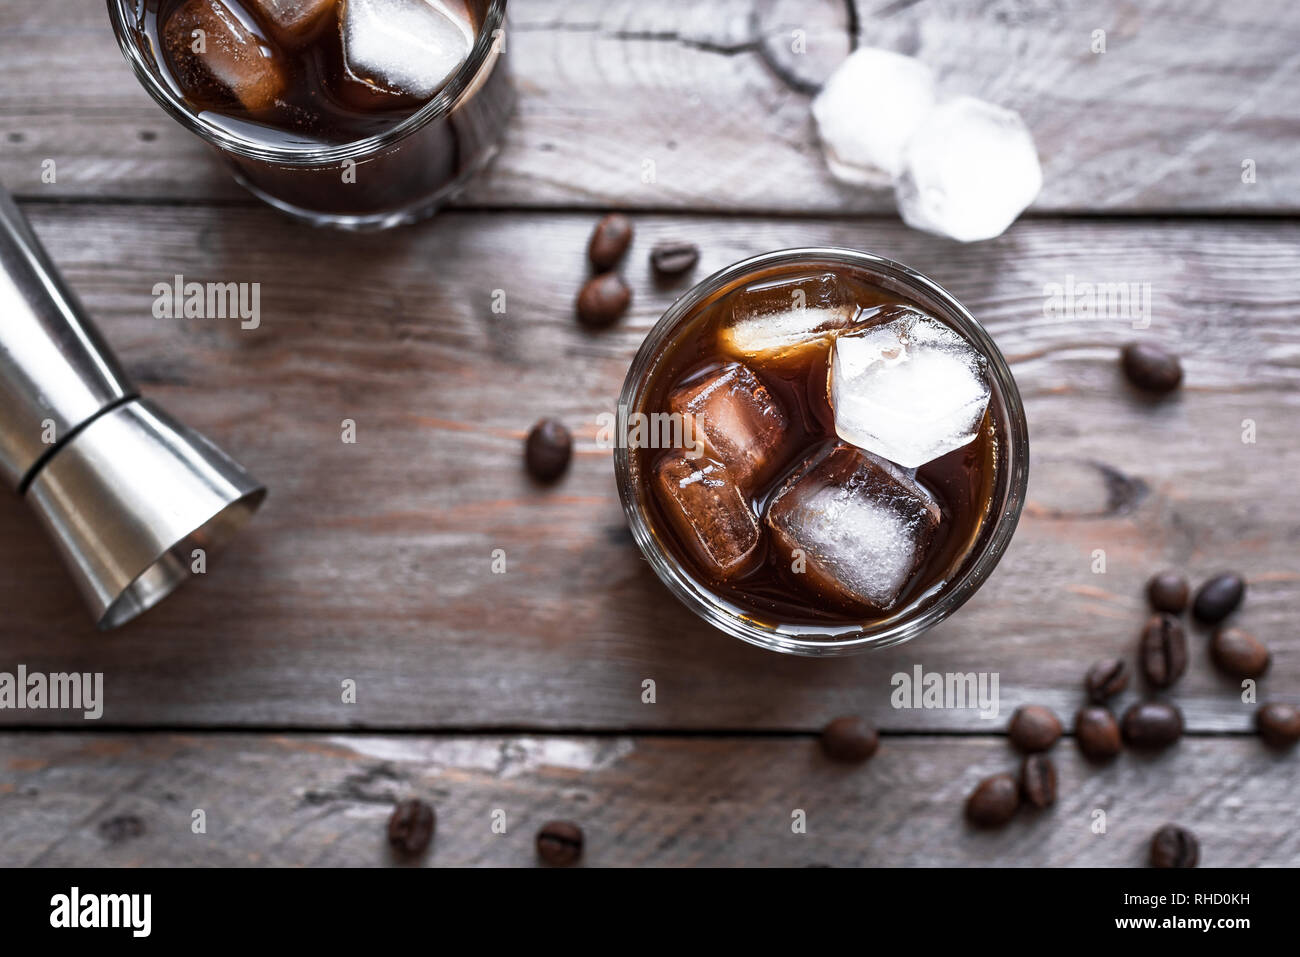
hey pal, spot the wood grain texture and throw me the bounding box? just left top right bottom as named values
left=0, top=205, right=1295, bottom=732
left=2, top=733, right=1297, bottom=866
left=1, top=0, right=1297, bottom=211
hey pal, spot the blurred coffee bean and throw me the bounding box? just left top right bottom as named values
left=1075, top=706, right=1122, bottom=761
left=1084, top=658, right=1129, bottom=703
left=388, top=799, right=435, bottom=856
left=650, top=241, right=700, bottom=276
left=1122, top=701, right=1183, bottom=749
left=1256, top=702, right=1300, bottom=748
left=587, top=213, right=633, bottom=270
left=524, top=418, right=572, bottom=481
left=1192, top=572, right=1245, bottom=624
left=820, top=715, right=879, bottom=762
left=965, top=773, right=1020, bottom=828
left=1210, top=627, right=1271, bottom=678
left=1020, top=754, right=1058, bottom=809
left=1121, top=342, right=1182, bottom=393
left=1150, top=824, right=1199, bottom=868
left=536, top=820, right=584, bottom=866
left=576, top=273, right=631, bottom=328
left=1139, top=613, right=1187, bottom=688
left=1008, top=705, right=1063, bottom=752
left=1146, top=571, right=1189, bottom=614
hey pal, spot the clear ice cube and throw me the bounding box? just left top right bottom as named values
left=339, top=0, right=474, bottom=101
left=812, top=48, right=937, bottom=187
left=765, top=443, right=941, bottom=611
left=162, top=0, right=288, bottom=111
left=668, top=362, right=788, bottom=491
left=247, top=0, right=338, bottom=46
left=653, top=456, right=761, bottom=581
left=718, top=273, right=859, bottom=362
left=828, top=307, right=991, bottom=468
left=894, top=96, right=1042, bottom=242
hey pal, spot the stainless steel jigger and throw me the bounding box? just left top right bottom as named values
left=0, top=188, right=265, bottom=629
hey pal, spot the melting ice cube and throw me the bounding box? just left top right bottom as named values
left=894, top=96, right=1042, bottom=242
left=812, top=47, right=937, bottom=187
left=828, top=307, right=991, bottom=469
left=765, top=443, right=941, bottom=611
left=162, top=0, right=288, bottom=111
left=339, top=0, right=474, bottom=101
left=247, top=0, right=338, bottom=46
left=653, top=456, right=761, bottom=581
left=718, top=272, right=859, bottom=362
left=668, top=363, right=788, bottom=491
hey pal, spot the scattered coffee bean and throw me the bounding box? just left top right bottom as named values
left=820, top=715, right=879, bottom=762
left=1084, top=658, right=1129, bottom=703
left=1146, top=571, right=1189, bottom=614
left=524, top=418, right=572, bottom=481
left=1122, top=701, right=1183, bottom=749
left=387, top=798, right=435, bottom=856
left=536, top=820, right=584, bottom=866
left=1075, top=706, right=1123, bottom=761
left=965, top=773, right=1020, bottom=828
left=650, top=241, right=700, bottom=276
left=1121, top=342, right=1182, bottom=393
left=1150, top=824, right=1199, bottom=868
left=1007, top=705, right=1063, bottom=752
left=1256, top=702, right=1300, bottom=748
left=98, top=814, right=145, bottom=843
left=1020, top=754, right=1058, bottom=809
left=1139, top=613, right=1188, bottom=688
left=576, top=272, right=631, bottom=328
left=587, top=213, right=633, bottom=270
left=1210, top=626, right=1271, bottom=679
left=1192, top=572, right=1245, bottom=624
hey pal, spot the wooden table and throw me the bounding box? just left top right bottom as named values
left=1, top=0, right=1297, bottom=867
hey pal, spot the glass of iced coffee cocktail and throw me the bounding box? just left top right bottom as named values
left=108, top=0, right=513, bottom=228
left=615, top=248, right=1028, bottom=656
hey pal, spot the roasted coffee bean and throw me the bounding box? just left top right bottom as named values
left=1084, top=658, right=1129, bottom=703
left=576, top=273, right=631, bottom=328
left=524, top=418, right=572, bottom=481
left=1139, top=613, right=1188, bottom=688
left=387, top=798, right=435, bottom=856
left=1256, top=702, right=1300, bottom=748
left=1192, top=572, right=1245, bottom=624
left=1020, top=754, right=1058, bottom=809
left=1007, top=705, right=1063, bottom=752
left=536, top=820, right=584, bottom=866
left=1122, top=701, right=1183, bottom=749
left=820, top=715, right=879, bottom=762
left=965, top=773, right=1020, bottom=828
left=1150, top=824, right=1199, bottom=868
left=1121, top=342, right=1182, bottom=393
left=1075, top=706, right=1122, bottom=761
left=587, top=213, right=633, bottom=270
left=650, top=241, right=700, bottom=276
left=1146, top=571, right=1189, bottom=614
left=1210, top=627, right=1271, bottom=678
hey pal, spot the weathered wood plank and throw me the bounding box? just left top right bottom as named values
left=0, top=0, right=1296, bottom=210
left=2, top=733, right=1297, bottom=866
left=0, top=206, right=1295, bottom=731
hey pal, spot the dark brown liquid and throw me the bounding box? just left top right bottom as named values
left=633, top=265, right=1003, bottom=628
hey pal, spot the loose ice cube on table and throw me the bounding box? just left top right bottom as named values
left=339, top=0, right=474, bottom=101
left=766, top=444, right=941, bottom=611
left=247, top=0, right=338, bottom=46
left=654, top=456, right=761, bottom=581
left=812, top=48, right=937, bottom=188
left=163, top=0, right=287, bottom=111
left=718, top=273, right=860, bottom=362
left=668, top=363, right=787, bottom=491
left=894, top=96, right=1042, bottom=242
left=829, top=307, right=991, bottom=469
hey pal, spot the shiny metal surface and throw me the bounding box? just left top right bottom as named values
left=0, top=189, right=134, bottom=489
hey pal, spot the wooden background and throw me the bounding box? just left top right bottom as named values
left=0, top=0, right=1297, bottom=866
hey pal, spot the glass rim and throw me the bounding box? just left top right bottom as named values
left=106, top=0, right=507, bottom=166
left=613, top=246, right=1030, bottom=657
